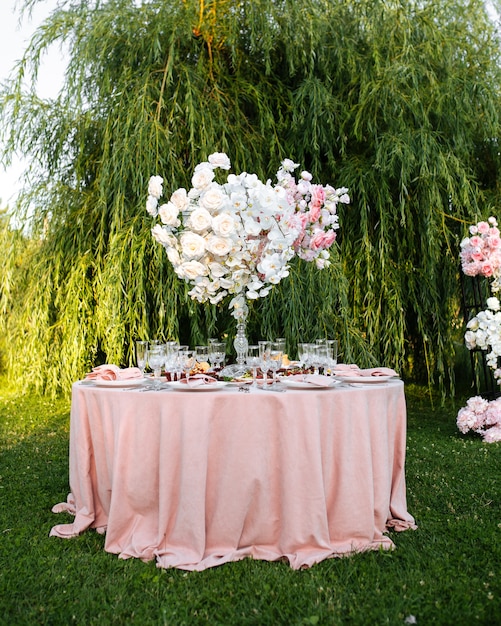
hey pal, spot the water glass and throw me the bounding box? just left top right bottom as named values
left=245, top=345, right=261, bottom=388
left=195, top=345, right=209, bottom=368
left=180, top=350, right=196, bottom=383
left=268, top=342, right=283, bottom=389
left=148, top=344, right=166, bottom=386
left=210, top=342, right=226, bottom=371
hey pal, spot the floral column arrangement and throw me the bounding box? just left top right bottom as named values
left=457, top=217, right=501, bottom=442
left=146, top=153, right=349, bottom=364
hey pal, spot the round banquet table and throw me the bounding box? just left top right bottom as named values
left=50, top=379, right=416, bottom=571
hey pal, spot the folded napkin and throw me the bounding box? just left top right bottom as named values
left=179, top=374, right=218, bottom=387
left=85, top=364, right=143, bottom=381
left=287, top=374, right=334, bottom=386
left=333, top=364, right=398, bottom=377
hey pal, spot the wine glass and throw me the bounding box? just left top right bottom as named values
left=135, top=340, right=148, bottom=375
left=245, top=345, right=261, bottom=388
left=268, top=342, right=283, bottom=389
left=258, top=341, right=271, bottom=385
left=163, top=341, right=179, bottom=381
left=180, top=350, right=196, bottom=384
left=195, top=345, right=209, bottom=370
left=148, top=344, right=166, bottom=387
left=211, top=342, right=226, bottom=372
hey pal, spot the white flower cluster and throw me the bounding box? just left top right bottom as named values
left=465, top=296, right=501, bottom=376
left=146, top=153, right=304, bottom=316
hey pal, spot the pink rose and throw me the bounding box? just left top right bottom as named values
left=310, top=230, right=336, bottom=251
left=477, top=221, right=490, bottom=234
left=307, top=205, right=322, bottom=223
left=309, top=184, right=325, bottom=209
left=481, top=261, right=494, bottom=276
left=469, top=235, right=483, bottom=247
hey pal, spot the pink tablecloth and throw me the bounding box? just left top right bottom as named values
left=50, top=380, right=416, bottom=570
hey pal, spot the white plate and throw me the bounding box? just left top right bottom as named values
left=168, top=381, right=228, bottom=391
left=87, top=378, right=147, bottom=388
left=335, top=375, right=398, bottom=384
left=278, top=377, right=341, bottom=389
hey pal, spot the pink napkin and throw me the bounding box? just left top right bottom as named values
left=85, top=364, right=143, bottom=381
left=286, top=374, right=334, bottom=386
left=179, top=374, right=218, bottom=387
left=333, top=364, right=398, bottom=378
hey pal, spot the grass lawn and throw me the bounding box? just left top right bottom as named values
left=0, top=381, right=499, bottom=625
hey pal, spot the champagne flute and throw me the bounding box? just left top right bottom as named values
left=135, top=340, right=148, bottom=375
left=258, top=341, right=271, bottom=385
left=326, top=339, right=338, bottom=376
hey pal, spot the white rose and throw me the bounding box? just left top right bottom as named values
left=148, top=175, right=163, bottom=199
left=146, top=196, right=158, bottom=217
left=170, top=188, right=189, bottom=211
left=187, top=208, right=212, bottom=232
left=180, top=231, right=206, bottom=259
left=205, top=235, right=232, bottom=257
left=212, top=213, right=236, bottom=237
left=176, top=260, right=208, bottom=280
left=152, top=224, right=174, bottom=245
left=192, top=165, right=215, bottom=189
left=158, top=202, right=180, bottom=227
left=166, top=246, right=181, bottom=266
left=208, top=152, right=231, bottom=170
left=487, top=297, right=500, bottom=311
left=200, top=186, right=226, bottom=213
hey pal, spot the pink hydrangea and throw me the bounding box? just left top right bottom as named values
left=457, top=395, right=501, bottom=442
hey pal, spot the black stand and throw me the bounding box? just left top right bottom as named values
left=460, top=273, right=500, bottom=399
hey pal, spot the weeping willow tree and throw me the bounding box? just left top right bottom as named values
left=1, top=0, right=501, bottom=396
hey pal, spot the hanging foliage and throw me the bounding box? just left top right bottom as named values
left=1, top=0, right=501, bottom=397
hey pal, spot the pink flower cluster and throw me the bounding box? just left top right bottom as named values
left=460, top=217, right=501, bottom=278
left=456, top=395, right=501, bottom=443
left=276, top=159, right=350, bottom=269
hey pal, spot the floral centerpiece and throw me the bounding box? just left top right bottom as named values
left=146, top=153, right=349, bottom=320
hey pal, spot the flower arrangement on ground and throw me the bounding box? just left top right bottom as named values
left=456, top=395, right=501, bottom=443
left=459, top=216, right=501, bottom=442
left=146, top=153, right=349, bottom=318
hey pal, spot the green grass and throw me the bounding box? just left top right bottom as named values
left=0, top=381, right=499, bottom=625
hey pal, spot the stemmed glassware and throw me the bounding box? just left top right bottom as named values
left=210, top=342, right=226, bottom=372
left=148, top=344, right=166, bottom=387
left=268, top=342, right=283, bottom=389
left=180, top=350, right=196, bottom=384
left=326, top=339, right=338, bottom=376
left=135, top=340, right=148, bottom=376
left=195, top=345, right=209, bottom=369
left=258, top=341, right=271, bottom=385
left=245, top=345, right=261, bottom=388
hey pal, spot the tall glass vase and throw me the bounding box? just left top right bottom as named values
left=220, top=297, right=249, bottom=377
left=233, top=303, right=249, bottom=366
